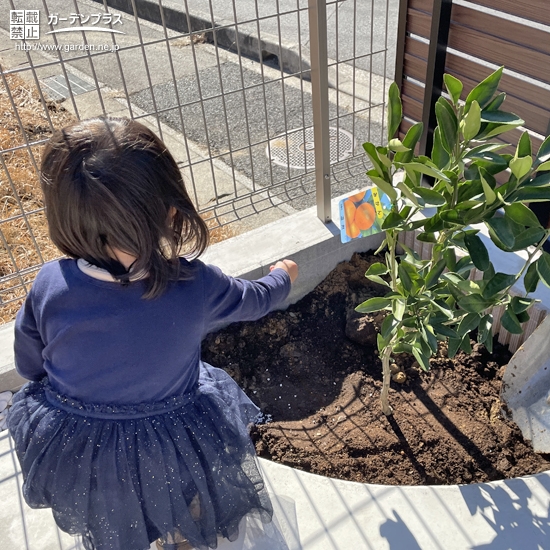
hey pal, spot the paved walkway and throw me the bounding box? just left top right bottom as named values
left=2, top=428, right=550, bottom=549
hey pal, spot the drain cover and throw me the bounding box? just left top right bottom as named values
left=267, top=127, right=355, bottom=169
left=41, top=73, right=96, bottom=101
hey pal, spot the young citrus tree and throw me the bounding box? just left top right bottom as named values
left=359, top=67, right=550, bottom=415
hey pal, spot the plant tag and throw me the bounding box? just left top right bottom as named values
left=339, top=187, right=391, bottom=243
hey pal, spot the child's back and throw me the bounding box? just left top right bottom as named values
left=7, top=117, right=297, bottom=550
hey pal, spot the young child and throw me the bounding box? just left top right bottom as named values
left=7, top=117, right=298, bottom=550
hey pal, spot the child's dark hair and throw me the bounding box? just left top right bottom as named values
left=40, top=117, right=209, bottom=298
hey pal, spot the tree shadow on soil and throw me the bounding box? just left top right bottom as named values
left=408, top=383, right=497, bottom=477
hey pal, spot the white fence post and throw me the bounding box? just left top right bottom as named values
left=308, top=0, right=332, bottom=223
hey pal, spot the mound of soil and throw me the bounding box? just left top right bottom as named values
left=202, top=253, right=550, bottom=485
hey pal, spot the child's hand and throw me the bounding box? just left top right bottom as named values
left=270, top=259, right=298, bottom=284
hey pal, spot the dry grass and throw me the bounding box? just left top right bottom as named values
left=0, top=72, right=74, bottom=322
left=0, top=72, right=233, bottom=323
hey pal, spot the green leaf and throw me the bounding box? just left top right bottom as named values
left=423, top=214, right=445, bottom=233
left=460, top=334, right=473, bottom=354
left=440, top=209, right=463, bottom=225
left=480, top=123, right=524, bottom=140
left=414, top=187, right=447, bottom=206
left=444, top=73, right=463, bottom=105
left=404, top=162, right=451, bottom=182
left=480, top=110, right=523, bottom=124
left=536, top=253, right=550, bottom=288
left=363, top=142, right=387, bottom=178
left=393, top=342, right=413, bottom=354
left=458, top=312, right=481, bottom=337
left=483, top=262, right=495, bottom=281
left=377, top=332, right=387, bottom=351
left=416, top=232, right=437, bottom=243
left=394, top=122, right=424, bottom=163
left=366, top=275, right=391, bottom=287
left=517, top=131, right=532, bottom=158
left=388, top=139, right=410, bottom=152
left=374, top=238, right=388, bottom=255
left=412, top=347, right=430, bottom=372
left=431, top=127, right=450, bottom=169
left=356, top=297, right=392, bottom=313
left=478, top=314, right=493, bottom=344
left=458, top=294, right=491, bottom=314
left=484, top=92, right=506, bottom=112
left=397, top=181, right=421, bottom=207
left=365, top=262, right=389, bottom=276
left=376, top=149, right=393, bottom=169
left=465, top=67, right=503, bottom=110
left=536, top=134, right=550, bottom=166
left=463, top=100, right=481, bottom=141
left=405, top=219, right=429, bottom=232
left=538, top=160, right=550, bottom=171
left=480, top=168, right=497, bottom=204
left=425, top=259, right=447, bottom=289
left=524, top=172, right=550, bottom=187
left=469, top=151, right=509, bottom=175
left=443, top=248, right=457, bottom=271
left=381, top=210, right=405, bottom=229
left=482, top=272, right=516, bottom=298
left=485, top=333, right=494, bottom=353
left=387, top=82, right=402, bottom=141
left=513, top=227, right=546, bottom=250
left=432, top=323, right=458, bottom=338
left=510, top=156, right=533, bottom=181
left=381, top=314, right=398, bottom=340
left=464, top=233, right=490, bottom=271
left=448, top=337, right=462, bottom=358
left=486, top=217, right=515, bottom=251
left=465, top=143, right=507, bottom=158
left=422, top=324, right=439, bottom=354
left=504, top=203, right=541, bottom=228
left=366, top=169, right=397, bottom=201
left=429, top=298, right=454, bottom=319
left=524, top=261, right=540, bottom=293
left=457, top=278, right=481, bottom=294
left=517, top=311, right=530, bottom=324
left=511, top=186, right=550, bottom=202
left=501, top=308, right=523, bottom=334
left=455, top=256, right=475, bottom=276
left=510, top=296, right=534, bottom=314
left=435, top=98, right=458, bottom=154
left=393, top=298, right=406, bottom=321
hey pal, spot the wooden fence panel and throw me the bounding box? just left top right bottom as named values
left=397, top=0, right=550, bottom=146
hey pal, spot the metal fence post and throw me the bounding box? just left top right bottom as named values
left=418, top=0, right=452, bottom=157
left=394, top=0, right=409, bottom=92
left=308, top=0, right=331, bottom=223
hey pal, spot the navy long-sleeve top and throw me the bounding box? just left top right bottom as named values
left=14, top=258, right=291, bottom=405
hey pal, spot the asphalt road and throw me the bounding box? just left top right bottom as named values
left=0, top=0, right=387, bottom=213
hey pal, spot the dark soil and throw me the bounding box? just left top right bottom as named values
left=202, top=252, right=550, bottom=485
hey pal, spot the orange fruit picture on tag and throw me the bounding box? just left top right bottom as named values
left=354, top=202, right=376, bottom=231
left=344, top=199, right=360, bottom=238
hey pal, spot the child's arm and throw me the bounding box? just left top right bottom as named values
left=14, top=291, right=47, bottom=381
left=201, top=258, right=298, bottom=333
left=269, top=259, right=298, bottom=283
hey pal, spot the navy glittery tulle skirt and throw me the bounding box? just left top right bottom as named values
left=7, top=363, right=274, bottom=550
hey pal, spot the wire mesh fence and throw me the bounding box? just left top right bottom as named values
left=0, top=0, right=395, bottom=319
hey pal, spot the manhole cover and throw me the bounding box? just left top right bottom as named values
left=267, top=127, right=355, bottom=169
left=41, top=73, right=96, bottom=101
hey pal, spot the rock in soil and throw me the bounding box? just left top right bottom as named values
left=202, top=252, right=550, bottom=485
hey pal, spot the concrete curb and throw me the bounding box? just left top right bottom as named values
left=91, top=0, right=310, bottom=75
